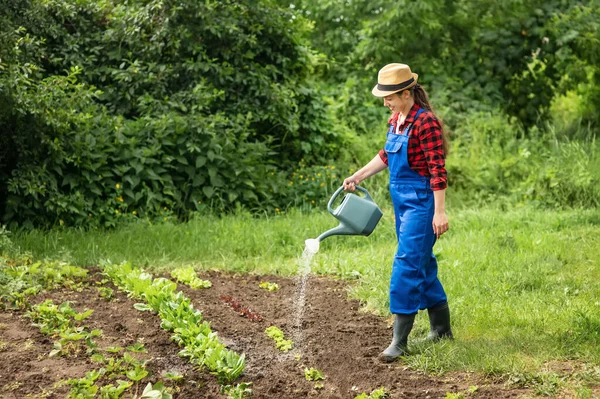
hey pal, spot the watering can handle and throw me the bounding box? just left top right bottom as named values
left=327, top=185, right=374, bottom=215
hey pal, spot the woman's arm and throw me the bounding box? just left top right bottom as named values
left=343, top=154, right=388, bottom=192
left=433, top=189, right=449, bottom=238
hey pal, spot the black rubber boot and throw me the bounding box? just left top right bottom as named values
left=426, top=302, right=453, bottom=341
left=379, top=313, right=416, bottom=362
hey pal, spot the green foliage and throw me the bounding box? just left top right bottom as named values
left=1, top=0, right=599, bottom=228
left=104, top=261, right=246, bottom=385
left=26, top=299, right=102, bottom=358
left=139, top=382, right=172, bottom=399
left=221, top=382, right=253, bottom=399
left=265, top=326, right=294, bottom=352
left=354, top=387, right=389, bottom=399
left=294, top=0, right=596, bottom=128
left=447, top=110, right=600, bottom=208
left=0, top=258, right=88, bottom=310
left=0, top=0, right=347, bottom=228
left=258, top=281, right=279, bottom=291
left=304, top=367, right=325, bottom=381
left=171, top=266, right=211, bottom=289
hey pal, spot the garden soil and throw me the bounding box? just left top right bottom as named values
left=0, top=270, right=536, bottom=398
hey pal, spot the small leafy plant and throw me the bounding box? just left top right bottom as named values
left=138, top=382, right=172, bottom=399
left=221, top=296, right=264, bottom=322
left=171, top=267, right=212, bottom=289
left=259, top=281, right=279, bottom=291
left=97, top=286, right=114, bottom=301
left=221, top=382, right=253, bottom=399
left=304, top=367, right=325, bottom=381
left=162, top=370, right=184, bottom=382
left=354, top=387, right=389, bottom=399
left=265, top=326, right=293, bottom=352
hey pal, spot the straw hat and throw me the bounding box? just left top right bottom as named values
left=371, top=63, right=418, bottom=97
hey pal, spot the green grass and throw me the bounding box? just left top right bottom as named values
left=7, top=206, right=600, bottom=393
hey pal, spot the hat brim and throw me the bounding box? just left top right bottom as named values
left=371, top=73, right=419, bottom=97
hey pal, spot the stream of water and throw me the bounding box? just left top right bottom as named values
left=291, top=238, right=320, bottom=350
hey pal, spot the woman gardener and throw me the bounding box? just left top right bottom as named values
left=343, top=63, right=452, bottom=362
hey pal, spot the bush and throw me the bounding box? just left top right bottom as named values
left=0, top=0, right=349, bottom=228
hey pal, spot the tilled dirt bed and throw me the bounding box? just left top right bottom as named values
left=0, top=270, right=529, bottom=399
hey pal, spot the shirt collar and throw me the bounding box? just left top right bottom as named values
left=388, top=102, right=420, bottom=126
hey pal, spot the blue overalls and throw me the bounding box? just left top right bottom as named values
left=385, top=108, right=447, bottom=315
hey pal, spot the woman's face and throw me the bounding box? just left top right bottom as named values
left=383, top=91, right=409, bottom=114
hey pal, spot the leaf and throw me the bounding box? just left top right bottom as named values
left=126, top=367, right=148, bottom=381
left=196, top=156, right=207, bottom=168
left=202, top=186, right=214, bottom=198
left=133, top=303, right=153, bottom=312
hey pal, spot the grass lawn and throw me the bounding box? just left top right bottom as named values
left=8, top=205, right=600, bottom=396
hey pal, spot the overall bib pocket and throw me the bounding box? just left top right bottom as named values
left=384, top=140, right=403, bottom=154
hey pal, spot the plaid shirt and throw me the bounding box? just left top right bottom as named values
left=378, top=103, right=447, bottom=190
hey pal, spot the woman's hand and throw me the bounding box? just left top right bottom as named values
left=432, top=212, right=449, bottom=239
left=343, top=176, right=361, bottom=192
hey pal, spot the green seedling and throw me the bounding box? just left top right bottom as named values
left=105, top=346, right=124, bottom=353
left=133, top=303, right=153, bottom=312
left=221, top=382, right=253, bottom=399
left=314, top=382, right=324, bottom=390
left=259, top=281, right=279, bottom=291
left=304, top=367, right=325, bottom=381
left=138, top=382, right=172, bottom=399
left=265, top=326, right=294, bottom=352
left=90, top=353, right=106, bottom=364
left=99, top=380, right=133, bottom=397
left=73, top=309, right=94, bottom=321
left=171, top=266, right=212, bottom=289
left=97, top=286, right=114, bottom=300
left=127, top=342, right=147, bottom=353
left=354, top=387, right=389, bottom=399
left=126, top=364, right=149, bottom=382
left=162, top=370, right=184, bottom=381
left=2, top=381, right=23, bottom=392
left=66, top=369, right=104, bottom=398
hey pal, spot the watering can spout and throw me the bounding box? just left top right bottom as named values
left=316, top=224, right=355, bottom=242
left=314, top=185, right=383, bottom=243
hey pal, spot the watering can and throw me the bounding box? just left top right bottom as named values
left=316, top=185, right=383, bottom=242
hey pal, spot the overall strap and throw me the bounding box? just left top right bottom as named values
left=403, top=108, right=425, bottom=136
